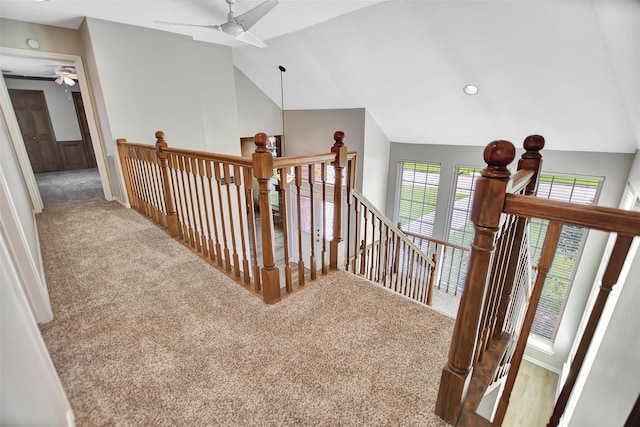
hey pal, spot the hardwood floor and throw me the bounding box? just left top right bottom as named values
left=503, top=359, right=559, bottom=427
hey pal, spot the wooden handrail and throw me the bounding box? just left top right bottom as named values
left=436, top=132, right=639, bottom=427
left=353, top=191, right=436, bottom=265
left=117, top=129, right=355, bottom=305
left=273, top=153, right=336, bottom=168
left=163, top=146, right=254, bottom=167
left=401, top=229, right=470, bottom=253
left=348, top=189, right=436, bottom=306
left=504, top=194, right=640, bottom=235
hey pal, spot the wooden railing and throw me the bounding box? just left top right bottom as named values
left=345, top=189, right=437, bottom=306
left=401, top=229, right=471, bottom=298
left=117, top=131, right=356, bottom=304
left=434, top=135, right=640, bottom=426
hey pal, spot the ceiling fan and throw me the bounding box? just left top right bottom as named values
left=156, top=0, right=279, bottom=48
left=54, top=67, right=77, bottom=86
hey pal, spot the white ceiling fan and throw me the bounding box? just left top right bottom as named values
left=156, top=0, right=279, bottom=48
left=54, top=67, right=77, bottom=86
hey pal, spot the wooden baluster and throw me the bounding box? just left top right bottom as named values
left=234, top=165, right=250, bottom=284
left=192, top=157, right=207, bottom=254
left=351, top=196, right=361, bottom=273
left=223, top=163, right=240, bottom=278
left=376, top=217, right=383, bottom=282
left=321, top=162, right=328, bottom=274
left=426, top=252, right=437, bottom=305
left=278, top=167, right=292, bottom=292
left=185, top=155, right=200, bottom=250
left=214, top=162, right=231, bottom=272
left=116, top=140, right=135, bottom=208
left=294, top=165, right=305, bottom=285
left=178, top=155, right=194, bottom=245
left=360, top=208, right=368, bottom=275
left=435, top=140, right=515, bottom=425
left=382, top=223, right=390, bottom=286
left=308, top=164, right=317, bottom=280
left=493, top=221, right=563, bottom=426
left=243, top=167, right=261, bottom=291
left=252, top=133, right=281, bottom=304
left=393, top=234, right=401, bottom=292
left=345, top=158, right=354, bottom=270
left=188, top=157, right=203, bottom=251
left=140, top=149, right=151, bottom=216
left=205, top=160, right=222, bottom=265
left=494, top=135, right=545, bottom=338
left=127, top=146, right=142, bottom=211
left=168, top=154, right=189, bottom=241
left=197, top=158, right=212, bottom=259
left=368, top=210, right=375, bottom=281
left=330, top=131, right=347, bottom=269
left=547, top=234, right=635, bottom=427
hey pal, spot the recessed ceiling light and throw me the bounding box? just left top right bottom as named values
left=463, top=85, right=478, bottom=96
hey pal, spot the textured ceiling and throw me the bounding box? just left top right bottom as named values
left=1, top=0, right=638, bottom=152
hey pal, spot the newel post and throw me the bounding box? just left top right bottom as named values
left=493, top=135, right=545, bottom=339
left=518, top=135, right=545, bottom=196
left=330, top=131, right=348, bottom=270
left=252, top=133, right=281, bottom=304
left=155, top=131, right=179, bottom=237
left=435, top=140, right=515, bottom=424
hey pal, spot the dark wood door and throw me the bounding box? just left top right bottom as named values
left=72, top=92, right=97, bottom=168
left=9, top=89, right=62, bottom=173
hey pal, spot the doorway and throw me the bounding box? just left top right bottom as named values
left=0, top=48, right=113, bottom=212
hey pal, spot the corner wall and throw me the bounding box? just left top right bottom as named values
left=82, top=18, right=240, bottom=155
left=234, top=66, right=282, bottom=138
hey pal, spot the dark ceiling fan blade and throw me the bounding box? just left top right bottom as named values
left=154, top=20, right=221, bottom=31
left=235, top=0, right=279, bottom=31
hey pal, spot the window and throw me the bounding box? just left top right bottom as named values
left=529, top=174, right=603, bottom=340
left=395, top=161, right=441, bottom=237
left=447, top=167, right=484, bottom=247
left=442, top=166, right=484, bottom=294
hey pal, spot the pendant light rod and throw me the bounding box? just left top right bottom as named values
left=279, top=65, right=286, bottom=155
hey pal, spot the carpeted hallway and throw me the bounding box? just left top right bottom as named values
left=35, top=168, right=454, bottom=426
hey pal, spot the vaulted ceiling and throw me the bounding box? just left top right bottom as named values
left=1, top=0, right=638, bottom=153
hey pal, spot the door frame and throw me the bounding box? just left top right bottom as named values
left=0, top=47, right=113, bottom=213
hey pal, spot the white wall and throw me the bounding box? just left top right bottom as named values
left=386, top=141, right=634, bottom=372
left=0, top=110, right=72, bottom=424
left=0, top=230, right=73, bottom=426
left=363, top=111, right=390, bottom=215
left=566, top=238, right=639, bottom=427
left=83, top=18, right=240, bottom=155
left=5, top=78, right=81, bottom=141
left=0, top=100, right=52, bottom=322
left=234, top=66, right=282, bottom=138
left=284, top=108, right=365, bottom=191
left=564, top=151, right=640, bottom=426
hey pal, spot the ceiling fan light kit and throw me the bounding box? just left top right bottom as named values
left=155, top=0, right=279, bottom=48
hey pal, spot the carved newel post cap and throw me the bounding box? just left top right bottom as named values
left=334, top=131, right=345, bottom=147
left=483, top=140, right=515, bottom=178
left=155, top=131, right=166, bottom=143
left=523, top=134, right=545, bottom=153
left=254, top=132, right=269, bottom=154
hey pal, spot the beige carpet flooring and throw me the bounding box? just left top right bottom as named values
left=36, top=169, right=454, bottom=426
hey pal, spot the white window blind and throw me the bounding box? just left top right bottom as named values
left=447, top=167, right=484, bottom=247
left=395, top=161, right=441, bottom=237
left=529, top=174, right=603, bottom=340
left=441, top=166, right=484, bottom=295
